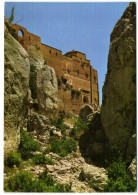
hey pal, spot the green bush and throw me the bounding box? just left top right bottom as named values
left=33, top=154, right=54, bottom=165
left=19, top=129, right=40, bottom=159
left=71, top=118, right=88, bottom=140
left=5, top=170, right=37, bottom=192
left=50, top=137, right=77, bottom=157
left=5, top=22, right=19, bottom=41
left=4, top=169, right=72, bottom=192
left=104, top=150, right=136, bottom=192
left=50, top=116, right=66, bottom=134
left=6, top=152, right=22, bottom=167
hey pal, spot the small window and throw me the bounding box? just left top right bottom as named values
left=85, top=72, right=88, bottom=78
left=29, top=36, right=31, bottom=41
left=67, top=69, right=70, bottom=74
left=49, top=50, right=51, bottom=54
left=83, top=96, right=89, bottom=103
left=77, top=70, right=79, bottom=76
left=18, top=29, right=23, bottom=37
left=56, top=52, right=57, bottom=56
left=94, top=75, right=96, bottom=81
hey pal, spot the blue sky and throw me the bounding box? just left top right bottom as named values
left=5, top=2, right=129, bottom=105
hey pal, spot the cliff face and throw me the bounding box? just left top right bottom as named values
left=4, top=24, right=30, bottom=156
left=101, top=3, right=136, bottom=158
left=4, top=26, right=58, bottom=157
left=28, top=46, right=58, bottom=116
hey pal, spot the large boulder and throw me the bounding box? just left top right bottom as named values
left=4, top=23, right=30, bottom=157
left=79, top=104, right=100, bottom=123
left=101, top=3, right=136, bottom=159
left=81, top=164, right=108, bottom=191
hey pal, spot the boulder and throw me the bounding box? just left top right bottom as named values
left=127, top=157, right=136, bottom=181
left=79, top=104, right=100, bottom=123
left=81, top=164, right=108, bottom=191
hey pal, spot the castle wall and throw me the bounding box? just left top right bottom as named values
left=92, top=69, right=99, bottom=105
left=10, top=23, right=100, bottom=113
left=10, top=23, right=41, bottom=50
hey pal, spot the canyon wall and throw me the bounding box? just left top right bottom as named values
left=101, top=2, right=136, bottom=159
left=4, top=24, right=30, bottom=156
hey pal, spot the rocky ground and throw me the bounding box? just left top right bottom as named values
left=4, top=110, right=108, bottom=193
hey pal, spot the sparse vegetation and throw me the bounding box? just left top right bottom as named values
left=104, top=148, right=136, bottom=192
left=8, top=6, right=14, bottom=23
left=5, top=22, right=19, bottom=40
left=6, top=152, right=22, bottom=167
left=19, top=129, right=40, bottom=159
left=33, top=154, right=54, bottom=165
left=50, top=116, right=66, bottom=134
left=49, top=137, right=77, bottom=157
left=70, top=118, right=89, bottom=140
left=4, top=169, right=72, bottom=192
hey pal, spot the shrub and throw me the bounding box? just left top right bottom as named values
left=50, top=137, right=77, bottom=157
left=70, top=118, right=88, bottom=140
left=19, top=129, right=40, bottom=159
left=5, top=22, right=19, bottom=41
left=5, top=170, right=37, bottom=192
left=104, top=149, right=136, bottom=192
left=4, top=169, right=72, bottom=192
left=50, top=116, right=66, bottom=134
left=6, top=152, right=22, bottom=167
left=33, top=154, right=54, bottom=165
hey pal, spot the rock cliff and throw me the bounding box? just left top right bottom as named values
left=4, top=26, right=58, bottom=157
left=101, top=3, right=136, bottom=159
left=28, top=46, right=58, bottom=116
left=4, top=24, right=30, bottom=156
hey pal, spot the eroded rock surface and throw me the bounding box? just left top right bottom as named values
left=4, top=24, right=30, bottom=157
left=101, top=3, right=136, bottom=159
left=28, top=46, right=58, bottom=116
left=127, top=157, right=136, bottom=181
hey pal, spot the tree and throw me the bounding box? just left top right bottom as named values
left=8, top=6, right=14, bottom=23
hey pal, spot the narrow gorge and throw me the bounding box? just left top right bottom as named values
left=4, top=2, right=136, bottom=192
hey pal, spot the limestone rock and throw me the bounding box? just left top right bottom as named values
left=27, top=111, right=50, bottom=145
left=4, top=24, right=30, bottom=157
left=81, top=164, right=108, bottom=191
left=79, top=104, right=100, bottom=122
left=127, top=157, right=136, bottom=181
left=101, top=3, right=136, bottom=158
left=28, top=46, right=58, bottom=117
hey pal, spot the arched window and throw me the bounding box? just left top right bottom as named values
left=18, top=29, right=23, bottom=37
left=83, top=96, right=89, bottom=103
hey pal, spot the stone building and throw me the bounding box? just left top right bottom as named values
left=11, top=23, right=100, bottom=114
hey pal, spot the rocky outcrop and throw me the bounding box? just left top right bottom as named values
left=127, top=157, right=136, bottom=181
left=28, top=46, right=58, bottom=116
left=79, top=104, right=100, bottom=124
left=81, top=164, right=108, bottom=191
left=101, top=3, right=136, bottom=159
left=4, top=24, right=30, bottom=157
